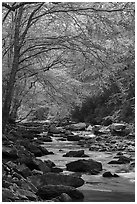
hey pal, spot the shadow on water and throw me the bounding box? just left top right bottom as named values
left=76, top=190, right=135, bottom=202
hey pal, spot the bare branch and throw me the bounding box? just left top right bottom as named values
left=19, top=47, right=63, bottom=64
left=2, top=2, right=38, bottom=11
left=19, top=3, right=45, bottom=46
left=32, top=3, right=129, bottom=22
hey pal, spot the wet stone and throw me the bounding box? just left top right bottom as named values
left=103, top=171, right=119, bottom=178
left=66, top=159, right=102, bottom=173
left=36, top=184, right=84, bottom=200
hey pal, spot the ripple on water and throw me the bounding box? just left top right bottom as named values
left=37, top=136, right=135, bottom=201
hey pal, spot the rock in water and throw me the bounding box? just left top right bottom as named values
left=36, top=184, right=84, bottom=200
left=49, top=125, right=62, bottom=134
left=59, top=193, right=72, bottom=202
left=110, top=123, right=127, bottom=135
left=86, top=125, right=94, bottom=132
left=108, top=156, right=131, bottom=164
left=103, top=171, right=119, bottom=177
left=66, top=123, right=86, bottom=131
left=110, top=123, right=126, bottom=131
left=66, top=159, right=102, bottom=173
left=67, top=135, right=80, bottom=141
left=102, top=171, right=113, bottom=177
left=38, top=146, right=54, bottom=155
left=38, top=136, right=52, bottom=142
left=63, top=150, right=89, bottom=157
left=29, top=173, right=84, bottom=188
left=51, top=167, right=63, bottom=173
left=51, top=193, right=72, bottom=202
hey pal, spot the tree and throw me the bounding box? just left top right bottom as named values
left=2, top=2, right=135, bottom=132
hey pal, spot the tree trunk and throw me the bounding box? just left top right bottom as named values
left=2, top=8, right=23, bottom=133
left=2, top=51, right=20, bottom=132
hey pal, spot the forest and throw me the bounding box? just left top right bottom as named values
left=2, top=2, right=135, bottom=202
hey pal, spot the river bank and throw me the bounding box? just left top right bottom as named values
left=2, top=121, right=135, bottom=202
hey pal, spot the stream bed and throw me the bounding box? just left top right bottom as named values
left=38, top=135, right=135, bottom=202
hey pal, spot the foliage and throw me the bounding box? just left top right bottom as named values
left=71, top=61, right=135, bottom=125
left=2, top=2, right=135, bottom=131
left=31, top=107, right=49, bottom=121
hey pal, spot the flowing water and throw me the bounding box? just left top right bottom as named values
left=38, top=135, right=135, bottom=202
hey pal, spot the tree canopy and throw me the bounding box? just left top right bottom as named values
left=2, top=2, right=135, bottom=132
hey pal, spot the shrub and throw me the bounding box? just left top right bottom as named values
left=71, top=77, right=134, bottom=125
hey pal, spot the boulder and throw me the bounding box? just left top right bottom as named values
left=29, top=172, right=84, bottom=188
left=116, top=152, right=123, bottom=156
left=95, top=136, right=103, bottom=141
left=57, top=138, right=67, bottom=141
left=63, top=150, right=89, bottom=158
left=50, top=193, right=72, bottom=202
left=102, top=171, right=119, bottom=178
left=19, top=141, right=54, bottom=157
left=66, top=159, right=102, bottom=173
left=80, top=134, right=96, bottom=140
left=110, top=123, right=127, bottom=135
left=31, top=159, right=51, bottom=173
left=20, top=132, right=36, bottom=139
left=86, top=125, right=94, bottom=132
left=129, top=162, right=135, bottom=171
left=16, top=164, right=32, bottom=178
left=2, top=146, right=18, bottom=159
left=38, top=146, right=54, bottom=155
left=49, top=125, right=62, bottom=134
left=36, top=184, right=84, bottom=200
left=98, top=126, right=110, bottom=134
left=77, top=140, right=85, bottom=146
left=58, top=193, right=72, bottom=202
left=17, top=144, right=34, bottom=160
left=20, top=179, right=38, bottom=193
left=6, top=161, right=17, bottom=170
left=108, top=156, right=131, bottom=164
left=67, top=135, right=80, bottom=141
left=93, top=125, right=102, bottom=133
left=16, top=189, right=37, bottom=201
left=18, top=156, right=35, bottom=168
left=26, top=144, right=43, bottom=157
left=20, top=157, right=51, bottom=173
left=90, top=169, right=101, bottom=175
left=110, top=123, right=126, bottom=130
left=2, top=180, right=12, bottom=188
left=64, top=130, right=72, bottom=135
left=127, top=133, right=135, bottom=139
left=89, top=145, right=100, bottom=151
left=44, top=160, right=56, bottom=168
left=2, top=188, right=18, bottom=202
left=34, top=139, right=44, bottom=145
left=32, top=169, right=43, bottom=175
left=18, top=141, right=44, bottom=157
left=18, top=139, right=30, bottom=148
left=13, top=172, right=24, bottom=180
left=38, top=136, right=52, bottom=142
left=51, top=167, right=63, bottom=173
left=66, top=123, right=86, bottom=131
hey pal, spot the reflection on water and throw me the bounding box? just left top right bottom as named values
left=81, top=190, right=135, bottom=202
left=37, top=137, right=135, bottom=202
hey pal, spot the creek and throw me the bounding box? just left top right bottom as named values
left=38, top=134, right=135, bottom=202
